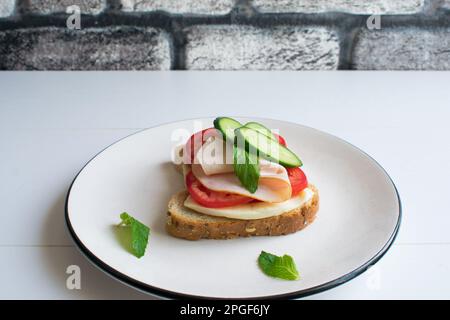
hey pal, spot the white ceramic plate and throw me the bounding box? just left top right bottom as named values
left=65, top=118, right=401, bottom=299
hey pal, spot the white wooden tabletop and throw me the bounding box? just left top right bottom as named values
left=0, top=71, right=449, bottom=299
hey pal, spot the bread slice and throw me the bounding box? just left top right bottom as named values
left=166, top=185, right=319, bottom=240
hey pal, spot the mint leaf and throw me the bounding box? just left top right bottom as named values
left=233, top=145, right=260, bottom=193
left=118, top=212, right=150, bottom=258
left=258, top=251, right=299, bottom=280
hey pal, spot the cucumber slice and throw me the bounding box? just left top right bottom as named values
left=244, top=122, right=278, bottom=142
left=235, top=127, right=302, bottom=168
left=213, top=117, right=243, bottom=142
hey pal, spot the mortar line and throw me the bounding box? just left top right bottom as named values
left=1, top=10, right=450, bottom=31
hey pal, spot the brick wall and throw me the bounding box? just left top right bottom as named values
left=0, top=0, right=449, bottom=70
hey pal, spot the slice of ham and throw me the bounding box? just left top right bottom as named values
left=195, top=133, right=234, bottom=175
left=192, top=136, right=292, bottom=203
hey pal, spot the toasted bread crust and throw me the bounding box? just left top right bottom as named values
left=166, top=185, right=319, bottom=240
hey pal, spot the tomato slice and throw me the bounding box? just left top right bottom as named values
left=287, top=167, right=308, bottom=196
left=184, top=128, right=215, bottom=164
left=186, top=171, right=253, bottom=208
left=273, top=133, right=287, bottom=146
left=272, top=134, right=308, bottom=196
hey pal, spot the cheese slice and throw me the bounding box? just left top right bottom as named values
left=184, top=188, right=314, bottom=220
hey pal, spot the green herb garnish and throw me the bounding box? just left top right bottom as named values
left=233, top=145, right=260, bottom=193
left=118, top=212, right=150, bottom=258
left=258, top=251, right=300, bottom=281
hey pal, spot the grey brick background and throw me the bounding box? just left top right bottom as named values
left=120, top=0, right=235, bottom=15
left=0, top=1, right=16, bottom=18
left=0, top=0, right=449, bottom=70
left=185, top=26, right=339, bottom=70
left=24, top=1, right=106, bottom=15
left=252, top=0, right=425, bottom=14
left=0, top=27, right=171, bottom=70
left=353, top=29, right=450, bottom=70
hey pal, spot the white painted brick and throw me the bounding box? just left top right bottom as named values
left=185, top=26, right=339, bottom=70
left=0, top=27, right=171, bottom=70
left=25, top=0, right=106, bottom=15
left=353, top=28, right=450, bottom=70
left=120, top=0, right=235, bottom=14
left=252, top=0, right=425, bottom=14
left=0, top=0, right=15, bottom=18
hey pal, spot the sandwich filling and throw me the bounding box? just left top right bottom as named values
left=192, top=135, right=292, bottom=203
left=184, top=188, right=314, bottom=220
left=175, top=120, right=310, bottom=220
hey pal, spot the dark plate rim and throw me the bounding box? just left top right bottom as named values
left=64, top=117, right=402, bottom=300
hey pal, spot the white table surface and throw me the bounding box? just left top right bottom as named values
left=0, top=71, right=449, bottom=299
